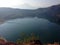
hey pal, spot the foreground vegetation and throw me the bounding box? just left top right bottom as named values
left=0, top=33, right=60, bottom=45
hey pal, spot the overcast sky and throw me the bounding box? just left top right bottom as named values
left=0, top=0, right=60, bottom=9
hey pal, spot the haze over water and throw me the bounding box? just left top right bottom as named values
left=0, top=18, right=60, bottom=43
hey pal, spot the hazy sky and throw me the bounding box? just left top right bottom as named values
left=0, top=0, right=60, bottom=9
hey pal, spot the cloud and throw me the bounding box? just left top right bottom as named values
left=0, top=0, right=60, bottom=9
left=14, top=3, right=37, bottom=9
left=13, top=0, right=60, bottom=9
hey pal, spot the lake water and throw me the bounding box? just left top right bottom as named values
left=0, top=18, right=60, bottom=43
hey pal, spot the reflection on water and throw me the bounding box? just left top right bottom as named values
left=0, top=18, right=60, bottom=43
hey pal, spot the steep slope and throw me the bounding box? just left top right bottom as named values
left=0, top=4, right=60, bottom=24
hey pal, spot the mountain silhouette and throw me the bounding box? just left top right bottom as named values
left=0, top=4, right=60, bottom=24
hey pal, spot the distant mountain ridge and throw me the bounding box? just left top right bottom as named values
left=0, top=4, right=60, bottom=24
